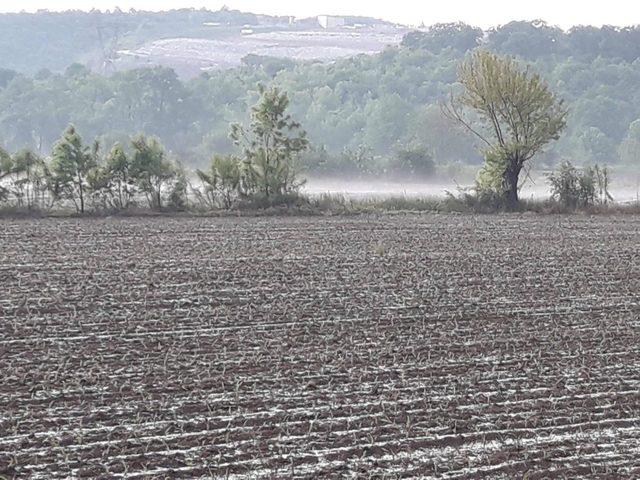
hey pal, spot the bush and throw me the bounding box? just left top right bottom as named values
left=443, top=186, right=506, bottom=213
left=130, top=134, right=179, bottom=210
left=194, top=155, right=242, bottom=209
left=390, top=146, right=436, bottom=178
left=230, top=85, right=309, bottom=200
left=547, top=161, right=613, bottom=208
left=168, top=165, right=189, bottom=210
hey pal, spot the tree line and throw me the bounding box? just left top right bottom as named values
left=1, top=50, right=619, bottom=213
left=2, top=21, right=640, bottom=176
left=0, top=86, right=309, bottom=213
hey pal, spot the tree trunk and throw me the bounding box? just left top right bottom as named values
left=78, top=179, right=85, bottom=214
left=502, top=162, right=521, bottom=210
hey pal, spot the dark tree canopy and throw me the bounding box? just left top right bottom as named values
left=402, top=23, right=483, bottom=54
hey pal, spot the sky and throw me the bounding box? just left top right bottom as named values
left=1, top=0, right=639, bottom=29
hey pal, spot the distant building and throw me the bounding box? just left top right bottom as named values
left=317, top=15, right=346, bottom=29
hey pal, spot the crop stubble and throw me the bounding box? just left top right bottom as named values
left=1, top=214, right=639, bottom=479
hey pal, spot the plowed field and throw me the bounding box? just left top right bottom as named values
left=1, top=215, right=639, bottom=479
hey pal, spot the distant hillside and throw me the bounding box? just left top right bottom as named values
left=0, top=8, right=402, bottom=77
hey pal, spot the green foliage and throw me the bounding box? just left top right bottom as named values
left=390, top=146, right=436, bottom=177
left=0, top=31, right=478, bottom=170
left=547, top=161, right=613, bottom=207
left=487, top=21, right=565, bottom=59
left=402, top=23, right=482, bottom=53
left=446, top=50, right=567, bottom=207
left=11, top=149, right=47, bottom=209
left=1, top=132, right=195, bottom=213
left=195, top=155, right=243, bottom=209
left=242, top=55, right=297, bottom=77
left=168, top=164, right=189, bottom=210
left=0, top=146, right=11, bottom=169
left=579, top=127, right=616, bottom=163
left=475, top=148, right=509, bottom=194
left=338, top=146, right=378, bottom=177
left=50, top=125, right=98, bottom=213
left=130, top=134, right=177, bottom=210
left=411, top=105, right=481, bottom=166
left=105, top=143, right=136, bottom=206
left=2, top=19, right=640, bottom=178
left=0, top=146, right=15, bottom=200
left=619, top=119, right=640, bottom=165
left=88, top=143, right=137, bottom=211
left=230, top=85, right=309, bottom=201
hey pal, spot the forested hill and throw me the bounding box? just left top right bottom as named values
left=2, top=20, right=640, bottom=174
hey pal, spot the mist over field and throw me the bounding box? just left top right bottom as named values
left=304, top=171, right=640, bottom=203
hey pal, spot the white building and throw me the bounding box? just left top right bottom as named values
left=317, top=15, right=346, bottom=29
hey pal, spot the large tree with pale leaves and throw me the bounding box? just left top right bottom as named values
left=444, top=50, right=568, bottom=208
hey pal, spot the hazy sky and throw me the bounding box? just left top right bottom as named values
left=1, top=0, right=639, bottom=28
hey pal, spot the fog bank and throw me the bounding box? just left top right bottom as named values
left=304, top=173, right=640, bottom=204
